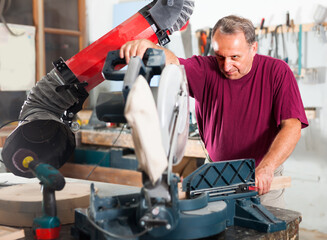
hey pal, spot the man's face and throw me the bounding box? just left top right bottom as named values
left=211, top=30, right=257, bottom=80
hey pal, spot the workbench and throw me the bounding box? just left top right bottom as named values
left=0, top=173, right=301, bottom=240
left=0, top=128, right=301, bottom=239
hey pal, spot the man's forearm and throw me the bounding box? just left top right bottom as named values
left=258, top=118, right=301, bottom=170
left=151, top=44, right=180, bottom=65
left=255, top=118, right=301, bottom=194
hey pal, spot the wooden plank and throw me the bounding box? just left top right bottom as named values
left=80, top=129, right=207, bottom=158
left=59, top=162, right=142, bottom=187
left=0, top=226, right=24, bottom=240
left=255, top=22, right=327, bottom=35
left=80, top=129, right=134, bottom=148
left=184, top=139, right=206, bottom=158
left=270, top=175, right=291, bottom=191
left=44, top=27, right=81, bottom=36
left=78, top=0, right=87, bottom=50
left=33, top=0, right=46, bottom=80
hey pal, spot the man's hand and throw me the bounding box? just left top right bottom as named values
left=120, top=39, right=180, bottom=65
left=255, top=164, right=274, bottom=195
left=119, top=39, right=158, bottom=64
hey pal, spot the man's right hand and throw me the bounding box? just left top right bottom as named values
left=119, top=39, right=180, bottom=65
left=119, top=39, right=159, bottom=64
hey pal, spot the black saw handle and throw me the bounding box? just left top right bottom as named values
left=102, top=50, right=127, bottom=81
left=102, top=48, right=166, bottom=81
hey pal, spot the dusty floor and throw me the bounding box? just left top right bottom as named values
left=300, top=228, right=327, bottom=240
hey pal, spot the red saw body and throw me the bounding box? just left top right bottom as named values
left=67, top=12, right=160, bottom=91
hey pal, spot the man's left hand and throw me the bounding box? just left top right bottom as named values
left=255, top=164, right=274, bottom=195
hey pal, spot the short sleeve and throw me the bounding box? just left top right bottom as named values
left=273, top=62, right=308, bottom=129
left=179, top=56, right=217, bottom=103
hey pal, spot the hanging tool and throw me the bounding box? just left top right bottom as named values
left=257, top=18, right=266, bottom=52
left=198, top=28, right=212, bottom=56
left=259, top=18, right=266, bottom=39
left=313, top=4, right=327, bottom=43
left=298, top=24, right=303, bottom=77
left=200, top=30, right=207, bottom=55
left=13, top=148, right=65, bottom=240
left=286, top=11, right=290, bottom=40
left=290, top=19, right=296, bottom=42
left=268, top=31, right=275, bottom=56
left=274, top=24, right=288, bottom=63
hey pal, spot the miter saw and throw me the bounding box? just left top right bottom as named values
left=71, top=49, right=287, bottom=240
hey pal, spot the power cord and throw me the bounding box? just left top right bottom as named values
left=0, top=119, right=25, bottom=130
left=84, top=124, right=149, bottom=238
left=85, top=208, right=148, bottom=239
left=85, top=124, right=126, bottom=180
left=198, top=136, right=211, bottom=162
left=191, top=128, right=210, bottom=161
left=0, top=0, right=24, bottom=36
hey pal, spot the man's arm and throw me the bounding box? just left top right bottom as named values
left=255, top=118, right=302, bottom=195
left=119, top=39, right=180, bottom=65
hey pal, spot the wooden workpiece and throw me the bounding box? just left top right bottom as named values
left=0, top=226, right=24, bottom=240
left=0, top=182, right=91, bottom=227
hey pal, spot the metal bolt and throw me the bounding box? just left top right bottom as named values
left=68, top=112, right=74, bottom=118
left=152, top=207, right=160, bottom=216
left=71, top=122, right=80, bottom=132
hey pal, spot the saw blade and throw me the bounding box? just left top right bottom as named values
left=156, top=64, right=189, bottom=166
left=149, top=0, right=195, bottom=33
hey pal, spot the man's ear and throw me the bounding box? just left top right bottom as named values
left=251, top=41, right=258, bottom=56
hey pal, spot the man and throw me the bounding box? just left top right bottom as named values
left=120, top=15, right=308, bottom=207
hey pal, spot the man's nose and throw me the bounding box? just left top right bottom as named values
left=223, top=59, right=232, bottom=72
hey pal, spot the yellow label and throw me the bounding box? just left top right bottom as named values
left=22, top=156, right=34, bottom=168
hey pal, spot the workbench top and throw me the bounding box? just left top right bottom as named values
left=1, top=173, right=301, bottom=240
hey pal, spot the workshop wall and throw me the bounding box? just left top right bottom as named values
left=86, top=0, right=327, bottom=233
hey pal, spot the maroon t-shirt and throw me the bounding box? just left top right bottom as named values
left=179, top=54, right=308, bottom=166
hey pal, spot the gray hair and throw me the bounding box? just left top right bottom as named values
left=212, top=15, right=256, bottom=45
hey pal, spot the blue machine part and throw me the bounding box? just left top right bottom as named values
left=74, top=147, right=138, bottom=170
left=73, top=179, right=228, bottom=240
left=183, top=159, right=287, bottom=233
left=182, top=158, right=255, bottom=195
left=146, top=194, right=227, bottom=240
